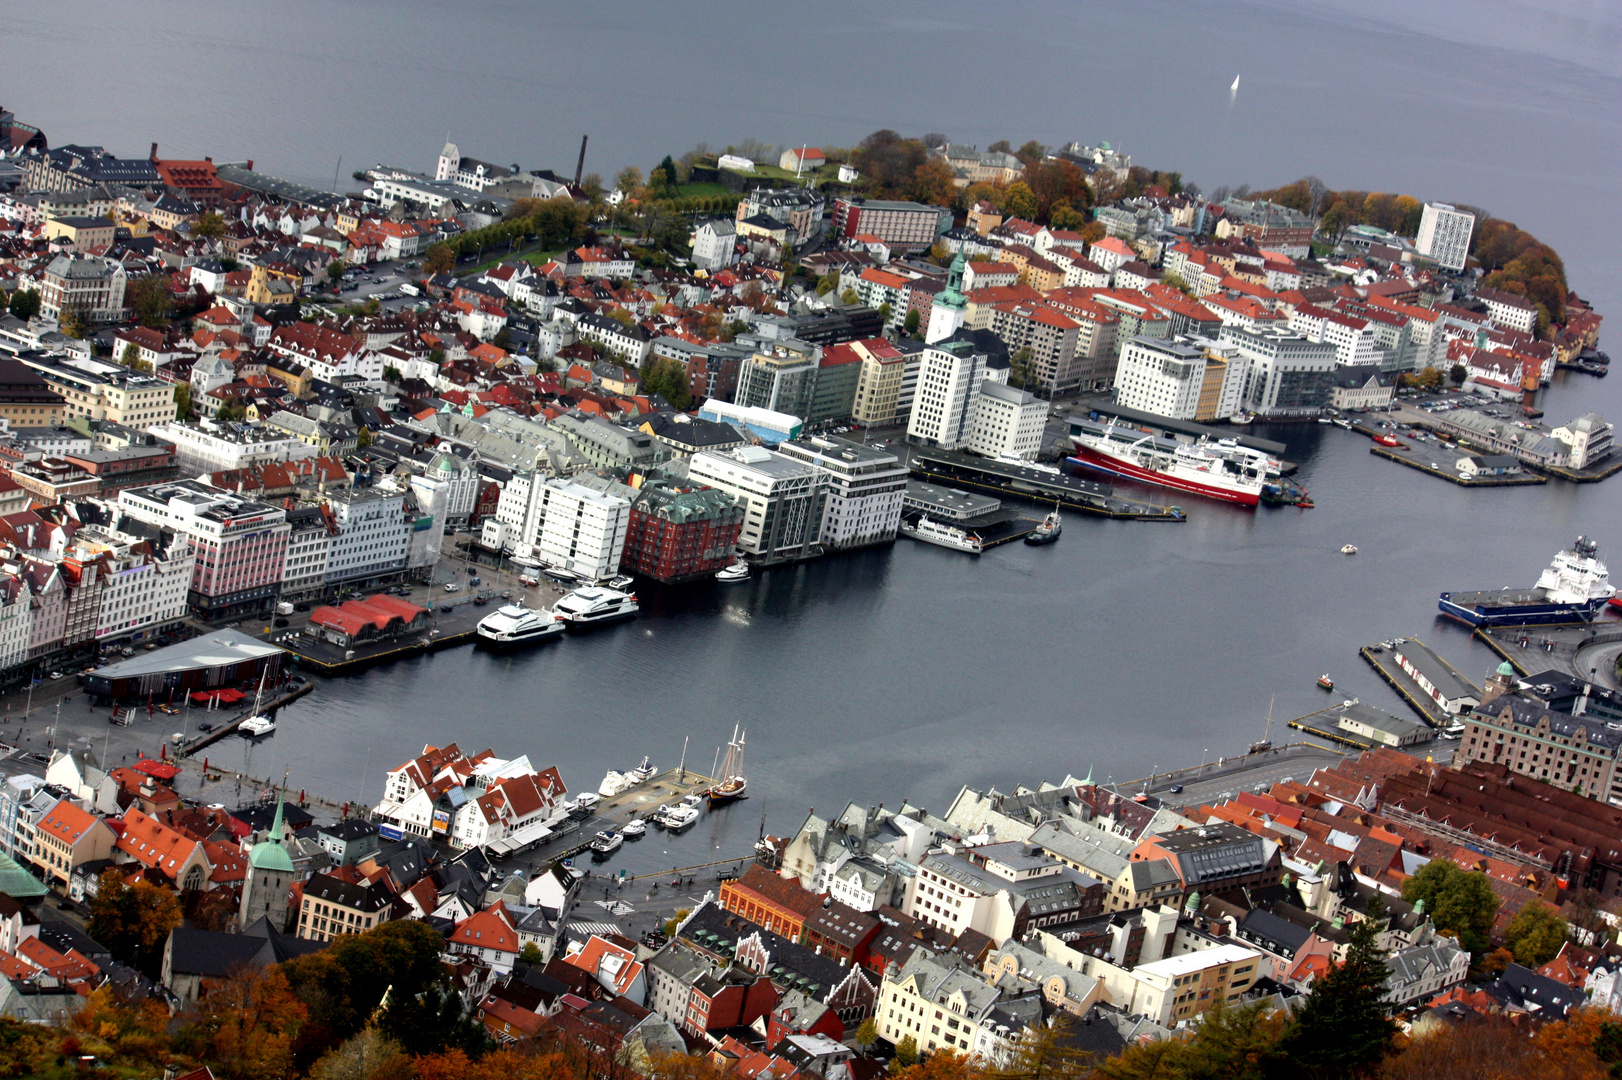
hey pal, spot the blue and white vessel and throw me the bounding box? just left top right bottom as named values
left=1439, top=536, right=1614, bottom=626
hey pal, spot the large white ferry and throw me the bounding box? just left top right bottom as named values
left=1067, top=417, right=1266, bottom=507
left=899, top=515, right=984, bottom=554
left=553, top=586, right=639, bottom=628
left=476, top=604, right=564, bottom=649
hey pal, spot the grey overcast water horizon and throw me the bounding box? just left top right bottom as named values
left=6, top=0, right=1622, bottom=867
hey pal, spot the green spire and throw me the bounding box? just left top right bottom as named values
left=936, top=254, right=967, bottom=311
left=1081, top=764, right=1093, bottom=786
left=249, top=793, right=295, bottom=874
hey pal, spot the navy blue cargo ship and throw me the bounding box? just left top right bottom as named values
left=1439, top=536, right=1614, bottom=626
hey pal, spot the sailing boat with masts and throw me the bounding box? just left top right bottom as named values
left=705, top=726, right=748, bottom=807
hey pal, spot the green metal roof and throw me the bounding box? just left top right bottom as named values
left=0, top=853, right=48, bottom=900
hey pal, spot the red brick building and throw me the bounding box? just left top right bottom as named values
left=620, top=482, right=743, bottom=583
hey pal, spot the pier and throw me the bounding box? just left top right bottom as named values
left=179, top=682, right=314, bottom=756
left=484, top=768, right=720, bottom=865
left=909, top=450, right=1185, bottom=521
left=1368, top=444, right=1546, bottom=486
left=1359, top=637, right=1479, bottom=728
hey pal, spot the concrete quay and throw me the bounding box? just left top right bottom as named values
left=1359, top=637, right=1479, bottom=728
left=1476, top=622, right=1622, bottom=692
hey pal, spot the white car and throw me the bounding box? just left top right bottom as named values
left=443, top=582, right=460, bottom=592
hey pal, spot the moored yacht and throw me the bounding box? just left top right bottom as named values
left=716, top=560, right=750, bottom=582
left=240, top=715, right=275, bottom=737
left=476, top=604, right=563, bottom=649
left=589, top=830, right=622, bottom=856
left=553, top=586, right=639, bottom=628
left=631, top=756, right=656, bottom=782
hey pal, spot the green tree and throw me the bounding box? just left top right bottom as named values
left=878, top=302, right=893, bottom=327
left=852, top=1017, right=880, bottom=1051
left=127, top=274, right=176, bottom=328
left=214, top=399, right=247, bottom=422
left=1504, top=903, right=1568, bottom=965
left=1449, top=362, right=1468, bottom=386
left=174, top=382, right=192, bottom=420
left=1402, top=860, right=1499, bottom=955
left=1009, top=347, right=1036, bottom=390
left=121, top=343, right=141, bottom=368
left=616, top=166, right=644, bottom=196
left=904, top=309, right=922, bottom=338
left=57, top=309, right=89, bottom=339
left=988, top=1016, right=1100, bottom=1080
left=840, top=288, right=858, bottom=305
left=816, top=271, right=840, bottom=296
left=1272, top=914, right=1396, bottom=1079
left=308, top=1028, right=408, bottom=1080
left=424, top=244, right=457, bottom=276
left=1001, top=181, right=1038, bottom=221
left=378, top=982, right=488, bottom=1059
left=327, top=260, right=346, bottom=283
left=1015, top=140, right=1047, bottom=165
left=87, top=870, right=182, bottom=975
left=519, top=942, right=545, bottom=965
left=651, top=154, right=680, bottom=195
left=894, top=1035, right=920, bottom=1067
left=356, top=427, right=372, bottom=449
left=191, top=211, right=227, bottom=240
left=6, top=288, right=40, bottom=321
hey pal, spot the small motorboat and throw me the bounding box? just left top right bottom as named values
left=543, top=566, right=584, bottom=584
left=621, top=818, right=647, bottom=838
left=663, top=805, right=700, bottom=830
left=1340, top=544, right=1358, bottom=555
left=608, top=574, right=636, bottom=590
left=716, top=561, right=750, bottom=583
left=589, top=830, right=622, bottom=856
left=1317, top=674, right=1335, bottom=691
left=1316, top=417, right=1332, bottom=424
left=575, top=792, right=601, bottom=811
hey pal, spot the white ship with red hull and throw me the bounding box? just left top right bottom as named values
left=1067, top=417, right=1265, bottom=507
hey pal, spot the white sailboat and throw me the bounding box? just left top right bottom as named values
left=240, top=667, right=275, bottom=737
left=1230, top=74, right=1240, bottom=93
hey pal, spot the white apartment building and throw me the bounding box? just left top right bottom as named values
left=1416, top=202, right=1474, bottom=272
left=1113, top=336, right=1208, bottom=419
left=407, top=452, right=480, bottom=527
left=323, top=487, right=412, bottom=588
left=776, top=436, right=907, bottom=550
left=153, top=422, right=319, bottom=476
left=689, top=447, right=825, bottom=565
left=38, top=254, right=126, bottom=323
left=691, top=219, right=738, bottom=272
left=281, top=507, right=332, bottom=600
left=0, top=580, right=30, bottom=675
left=534, top=479, right=630, bottom=580
left=968, top=381, right=1046, bottom=460
left=906, top=338, right=988, bottom=450
left=75, top=529, right=193, bottom=643
left=19, top=355, right=176, bottom=430
left=1287, top=307, right=1381, bottom=367
left=1220, top=326, right=1339, bottom=418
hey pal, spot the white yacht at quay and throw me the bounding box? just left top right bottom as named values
left=475, top=604, right=563, bottom=649
left=553, top=586, right=639, bottom=628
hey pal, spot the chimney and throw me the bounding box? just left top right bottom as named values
left=150, top=143, right=158, bottom=162
left=246, top=159, right=254, bottom=171
left=204, top=155, right=212, bottom=163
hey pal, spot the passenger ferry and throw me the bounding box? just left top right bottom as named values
left=899, top=515, right=983, bottom=554
left=475, top=604, right=563, bottom=649
left=553, top=586, right=639, bottom=628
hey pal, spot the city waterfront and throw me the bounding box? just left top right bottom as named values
left=158, top=370, right=1622, bottom=875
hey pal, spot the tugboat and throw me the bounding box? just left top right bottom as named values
left=1023, top=506, right=1063, bottom=545
left=705, top=725, right=748, bottom=806
left=1317, top=674, right=1335, bottom=691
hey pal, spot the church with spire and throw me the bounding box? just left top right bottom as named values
left=924, top=254, right=969, bottom=344
left=239, top=796, right=295, bottom=931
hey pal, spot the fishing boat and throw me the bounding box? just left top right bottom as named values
left=706, top=725, right=748, bottom=806
left=1023, top=506, right=1062, bottom=545
left=630, top=756, right=656, bottom=783
left=589, top=830, right=622, bottom=856
left=716, top=561, right=751, bottom=582
left=1317, top=674, right=1335, bottom=691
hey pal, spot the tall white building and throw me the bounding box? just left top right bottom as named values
left=776, top=437, right=907, bottom=550
left=1416, top=202, right=1475, bottom=272
left=1114, top=337, right=1209, bottom=419
left=1220, top=326, right=1339, bottom=419
left=689, top=447, right=826, bottom=565
left=323, top=487, right=413, bottom=589
left=534, top=479, right=630, bottom=580
left=968, top=381, right=1047, bottom=460
left=153, top=422, right=318, bottom=477
left=906, top=335, right=991, bottom=450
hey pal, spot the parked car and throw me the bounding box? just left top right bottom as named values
left=443, top=583, right=459, bottom=592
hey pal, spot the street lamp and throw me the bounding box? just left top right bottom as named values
left=1201, top=748, right=1209, bottom=774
